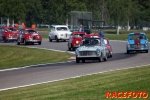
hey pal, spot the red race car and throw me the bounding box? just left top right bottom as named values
left=104, top=38, right=112, bottom=58
left=0, top=26, right=19, bottom=42
left=17, top=28, right=42, bottom=45
left=68, top=31, right=86, bottom=51
left=83, top=33, right=100, bottom=39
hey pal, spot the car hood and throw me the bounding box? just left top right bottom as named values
left=56, top=31, right=71, bottom=34
left=77, top=46, right=102, bottom=51
left=128, top=39, right=148, bottom=44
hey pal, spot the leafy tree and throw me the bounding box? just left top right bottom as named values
left=0, top=0, right=25, bottom=24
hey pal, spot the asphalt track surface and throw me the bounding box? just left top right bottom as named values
left=0, top=38, right=150, bottom=91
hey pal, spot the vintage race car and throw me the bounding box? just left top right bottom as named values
left=75, top=37, right=108, bottom=63
left=49, top=25, right=72, bottom=42
left=68, top=31, right=86, bottom=51
left=83, top=33, right=100, bottom=39
left=104, top=38, right=112, bottom=58
left=126, top=32, right=149, bottom=53
left=0, top=26, right=19, bottom=42
left=17, top=28, right=42, bottom=45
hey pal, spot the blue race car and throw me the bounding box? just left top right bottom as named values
left=126, top=32, right=149, bottom=54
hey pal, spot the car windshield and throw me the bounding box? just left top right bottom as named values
left=25, top=30, right=37, bottom=34
left=5, top=28, right=17, bottom=32
left=80, top=38, right=100, bottom=46
left=74, top=34, right=85, bottom=38
left=129, top=34, right=146, bottom=40
left=56, top=27, right=68, bottom=31
left=104, top=39, right=108, bottom=44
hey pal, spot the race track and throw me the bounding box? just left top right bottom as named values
left=0, top=38, right=150, bottom=91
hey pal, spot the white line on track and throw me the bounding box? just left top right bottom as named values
left=0, top=64, right=150, bottom=91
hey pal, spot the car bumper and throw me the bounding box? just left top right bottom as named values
left=7, top=37, right=17, bottom=40
left=26, top=40, right=41, bottom=42
left=76, top=57, right=100, bottom=60
left=127, top=47, right=149, bottom=51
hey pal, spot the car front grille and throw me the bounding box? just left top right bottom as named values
left=130, top=44, right=144, bottom=48
left=79, top=51, right=96, bottom=56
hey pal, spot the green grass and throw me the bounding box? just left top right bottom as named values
left=38, top=28, right=150, bottom=41
left=0, top=65, right=150, bottom=100
left=0, top=45, right=72, bottom=69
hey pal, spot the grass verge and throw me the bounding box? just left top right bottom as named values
left=0, top=65, right=149, bottom=100
left=39, top=29, right=150, bottom=41
left=0, top=45, right=72, bottom=69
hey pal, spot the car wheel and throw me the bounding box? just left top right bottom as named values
left=76, top=58, right=80, bottom=63
left=98, top=53, right=103, bottom=62
left=49, top=37, right=52, bottom=42
left=145, top=50, right=148, bottom=53
left=24, top=39, right=27, bottom=45
left=17, top=39, right=20, bottom=45
left=103, top=55, right=107, bottom=61
left=38, top=41, right=41, bottom=45
left=68, top=46, right=71, bottom=51
left=55, top=36, right=59, bottom=42
left=127, top=50, right=130, bottom=54
left=82, top=59, right=85, bottom=63
left=109, top=54, right=112, bottom=58
left=3, top=37, right=8, bottom=42
left=109, top=51, right=112, bottom=58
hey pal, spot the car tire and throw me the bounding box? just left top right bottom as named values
left=127, top=50, right=130, bottom=54
left=49, top=37, right=52, bottom=42
left=17, top=39, right=20, bottom=45
left=55, top=36, right=59, bottom=42
left=98, top=53, right=103, bottom=62
left=68, top=46, right=71, bottom=51
left=3, top=37, right=8, bottom=42
left=76, top=58, right=80, bottom=63
left=109, top=52, right=112, bottom=58
left=82, top=59, right=85, bottom=63
left=38, top=41, right=41, bottom=45
left=103, top=55, right=107, bottom=61
left=24, top=39, right=27, bottom=45
left=145, top=50, right=148, bottom=53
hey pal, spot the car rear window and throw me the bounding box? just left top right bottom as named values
left=25, top=30, right=37, bottom=34
left=56, top=27, right=68, bottom=31
left=129, top=34, right=146, bottom=40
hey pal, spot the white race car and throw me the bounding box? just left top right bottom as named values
left=49, top=25, right=72, bottom=42
left=75, top=37, right=108, bottom=63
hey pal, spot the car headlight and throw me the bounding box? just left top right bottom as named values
left=126, top=42, right=130, bottom=48
left=145, top=42, right=148, bottom=47
left=96, top=49, right=100, bottom=55
left=76, top=41, right=79, bottom=44
left=75, top=49, right=79, bottom=56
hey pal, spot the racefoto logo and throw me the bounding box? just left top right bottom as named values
left=106, top=91, right=148, bottom=99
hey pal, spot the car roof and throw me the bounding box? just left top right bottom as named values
left=21, top=28, right=36, bottom=30
left=129, top=32, right=146, bottom=35
left=72, top=31, right=86, bottom=35
left=2, top=26, right=16, bottom=29
left=83, top=34, right=100, bottom=38
left=52, top=25, right=68, bottom=27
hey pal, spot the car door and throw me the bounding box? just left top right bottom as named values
left=101, top=38, right=107, bottom=57
left=50, top=27, right=55, bottom=39
left=18, top=30, right=23, bottom=42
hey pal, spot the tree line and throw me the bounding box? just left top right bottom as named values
left=0, top=0, right=150, bottom=27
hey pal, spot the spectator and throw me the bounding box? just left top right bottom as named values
left=79, top=24, right=84, bottom=32
left=98, top=28, right=104, bottom=38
